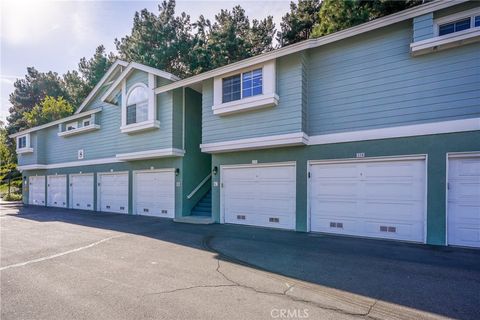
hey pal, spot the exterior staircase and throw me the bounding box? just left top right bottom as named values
left=174, top=189, right=214, bottom=224
left=191, top=190, right=212, bottom=216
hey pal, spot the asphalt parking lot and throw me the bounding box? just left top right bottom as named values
left=1, top=203, right=479, bottom=320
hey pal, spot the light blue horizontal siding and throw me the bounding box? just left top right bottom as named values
left=202, top=53, right=304, bottom=144
left=22, top=73, right=174, bottom=165
left=307, top=22, right=480, bottom=135
left=413, top=13, right=433, bottom=42
left=126, top=70, right=148, bottom=93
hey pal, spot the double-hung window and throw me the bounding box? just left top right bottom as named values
left=438, top=12, right=480, bottom=36
left=126, top=85, right=149, bottom=125
left=222, top=68, right=263, bottom=103
left=18, top=136, right=27, bottom=149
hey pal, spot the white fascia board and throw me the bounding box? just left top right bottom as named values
left=75, top=60, right=128, bottom=114
left=154, top=0, right=468, bottom=95
left=9, top=108, right=102, bottom=139
left=101, top=62, right=180, bottom=102
left=116, top=148, right=185, bottom=161
left=17, top=157, right=124, bottom=171
left=200, top=132, right=308, bottom=153
left=308, top=118, right=480, bottom=145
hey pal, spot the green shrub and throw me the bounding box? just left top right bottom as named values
left=2, top=193, right=22, bottom=201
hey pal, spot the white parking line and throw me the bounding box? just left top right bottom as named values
left=0, top=235, right=123, bottom=271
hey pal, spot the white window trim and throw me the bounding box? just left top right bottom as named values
left=433, top=8, right=480, bottom=36
left=410, top=26, right=480, bottom=56
left=412, top=8, right=480, bottom=56
left=16, top=134, right=33, bottom=154
left=58, top=114, right=100, bottom=137
left=212, top=60, right=277, bottom=116
left=121, top=74, right=158, bottom=133
left=66, top=121, right=78, bottom=131
left=82, top=118, right=91, bottom=127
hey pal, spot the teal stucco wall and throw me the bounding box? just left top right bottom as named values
left=211, top=131, right=480, bottom=245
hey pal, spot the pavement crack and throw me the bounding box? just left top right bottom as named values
left=204, top=236, right=376, bottom=319
left=145, top=283, right=238, bottom=296
left=215, top=259, right=369, bottom=318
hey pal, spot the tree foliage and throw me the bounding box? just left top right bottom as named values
left=311, top=0, right=424, bottom=38
left=115, top=0, right=194, bottom=77
left=190, top=6, right=275, bottom=74
left=116, top=0, right=275, bottom=77
left=23, top=96, right=74, bottom=128
left=277, top=0, right=321, bottom=46
left=7, top=68, right=69, bottom=136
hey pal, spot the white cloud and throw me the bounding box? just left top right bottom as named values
left=0, top=0, right=98, bottom=46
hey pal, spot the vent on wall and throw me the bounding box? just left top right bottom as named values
left=162, top=210, right=168, bottom=214
left=120, top=206, right=125, bottom=210
left=380, top=226, right=397, bottom=233
left=143, top=208, right=149, bottom=213
left=330, top=222, right=344, bottom=228
left=237, top=215, right=246, bottom=220
left=269, top=217, right=280, bottom=223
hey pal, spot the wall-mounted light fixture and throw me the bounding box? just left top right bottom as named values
left=212, top=166, right=218, bottom=175
left=175, top=168, right=180, bottom=176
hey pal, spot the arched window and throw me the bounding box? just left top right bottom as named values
left=126, top=85, right=149, bottom=125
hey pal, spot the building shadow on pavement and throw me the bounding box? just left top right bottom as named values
left=7, top=205, right=480, bottom=320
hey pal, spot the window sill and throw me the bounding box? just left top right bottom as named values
left=120, top=119, right=160, bottom=134
left=58, top=124, right=100, bottom=137
left=16, top=147, right=34, bottom=154
left=212, top=93, right=279, bottom=116
left=410, top=27, right=480, bottom=56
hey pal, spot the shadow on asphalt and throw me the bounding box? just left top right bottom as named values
left=7, top=205, right=480, bottom=320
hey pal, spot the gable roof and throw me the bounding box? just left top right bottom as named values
left=100, top=62, right=180, bottom=103
left=74, top=60, right=128, bottom=114
left=154, top=0, right=470, bottom=95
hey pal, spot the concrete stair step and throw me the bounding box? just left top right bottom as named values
left=174, top=216, right=214, bottom=224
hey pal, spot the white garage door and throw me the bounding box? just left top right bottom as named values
left=448, top=156, right=480, bottom=248
left=133, top=170, right=175, bottom=218
left=310, top=157, right=426, bottom=242
left=47, top=175, right=67, bottom=208
left=69, top=174, right=94, bottom=211
left=222, top=163, right=296, bottom=230
left=29, top=176, right=45, bottom=206
left=98, top=172, right=129, bottom=214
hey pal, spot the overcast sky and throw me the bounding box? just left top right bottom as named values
left=0, top=0, right=291, bottom=122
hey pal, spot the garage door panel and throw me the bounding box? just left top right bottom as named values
left=133, top=171, right=175, bottom=218
left=226, top=211, right=295, bottom=229
left=363, top=201, right=424, bottom=220
left=70, top=174, right=94, bottom=211
left=311, top=199, right=358, bottom=217
left=364, top=181, right=424, bottom=200
left=448, top=157, right=480, bottom=247
left=47, top=176, right=67, bottom=208
left=315, top=164, right=358, bottom=178
left=313, top=181, right=359, bottom=198
left=223, top=164, right=296, bottom=230
left=364, top=161, right=423, bottom=179
left=310, top=158, right=426, bottom=242
left=259, top=166, right=296, bottom=180
left=364, top=221, right=423, bottom=241
left=29, top=176, right=46, bottom=206
left=311, top=218, right=358, bottom=235
left=452, top=159, right=480, bottom=177
left=99, top=173, right=128, bottom=214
